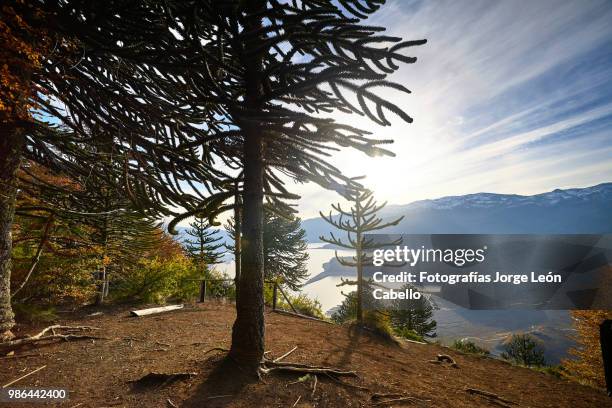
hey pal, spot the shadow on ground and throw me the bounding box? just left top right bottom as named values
left=181, top=355, right=256, bottom=408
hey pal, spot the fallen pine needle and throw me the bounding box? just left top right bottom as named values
left=291, top=395, right=301, bottom=407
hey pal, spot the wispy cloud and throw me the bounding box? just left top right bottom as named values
left=294, top=0, right=612, bottom=219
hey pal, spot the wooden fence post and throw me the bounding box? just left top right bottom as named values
left=199, top=280, right=207, bottom=303
left=601, top=319, right=612, bottom=396
left=272, top=282, right=278, bottom=310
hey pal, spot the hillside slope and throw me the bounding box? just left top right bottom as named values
left=1, top=303, right=609, bottom=407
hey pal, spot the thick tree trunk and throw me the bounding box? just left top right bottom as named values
left=229, top=129, right=265, bottom=367
left=229, top=1, right=266, bottom=368
left=233, top=188, right=242, bottom=291
left=0, top=124, right=25, bottom=340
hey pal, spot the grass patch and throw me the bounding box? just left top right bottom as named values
left=394, top=327, right=425, bottom=342
left=451, top=339, right=490, bottom=355
left=532, top=365, right=568, bottom=379
left=12, top=303, right=58, bottom=324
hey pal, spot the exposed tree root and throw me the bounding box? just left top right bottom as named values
left=323, top=372, right=369, bottom=391
left=465, top=387, right=516, bottom=407
left=0, top=325, right=103, bottom=348
left=371, top=396, right=430, bottom=406
left=260, top=363, right=357, bottom=377
left=211, top=345, right=364, bottom=392
left=203, top=347, right=229, bottom=356
left=371, top=392, right=431, bottom=406
left=372, top=393, right=404, bottom=399
left=429, top=354, right=458, bottom=368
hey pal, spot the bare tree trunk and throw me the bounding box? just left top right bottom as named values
left=233, top=185, right=242, bottom=292
left=229, top=0, right=266, bottom=369
left=355, top=196, right=363, bottom=324
left=11, top=214, right=54, bottom=299
left=0, top=124, right=25, bottom=340
left=95, top=216, right=109, bottom=305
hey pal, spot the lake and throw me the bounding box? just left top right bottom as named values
left=217, top=243, right=575, bottom=363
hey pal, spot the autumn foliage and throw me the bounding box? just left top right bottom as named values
left=0, top=2, right=48, bottom=124
left=564, top=310, right=612, bottom=388
left=11, top=162, right=198, bottom=305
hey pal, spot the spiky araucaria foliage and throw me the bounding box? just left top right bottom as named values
left=184, top=216, right=227, bottom=270
left=156, top=1, right=426, bottom=366
left=4, top=0, right=426, bottom=366
left=320, top=190, right=404, bottom=324
left=226, top=206, right=309, bottom=291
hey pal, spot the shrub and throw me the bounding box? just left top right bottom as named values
left=331, top=291, right=358, bottom=323
left=264, top=283, right=325, bottom=319
left=112, top=254, right=199, bottom=304
left=533, top=365, right=568, bottom=379
left=11, top=247, right=99, bottom=305
left=12, top=303, right=57, bottom=324
left=289, top=293, right=325, bottom=319
left=200, top=268, right=236, bottom=301
left=452, top=339, right=490, bottom=355
left=501, top=333, right=546, bottom=367
left=394, top=327, right=425, bottom=342
left=389, top=284, right=437, bottom=337
left=363, top=310, right=395, bottom=341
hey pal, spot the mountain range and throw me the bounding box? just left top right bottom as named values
left=302, top=182, right=612, bottom=242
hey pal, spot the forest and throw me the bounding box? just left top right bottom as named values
left=1, top=1, right=611, bottom=407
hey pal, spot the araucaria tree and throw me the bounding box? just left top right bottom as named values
left=390, top=284, right=437, bottom=337
left=320, top=190, right=404, bottom=324
left=164, top=1, right=426, bottom=368
left=2, top=1, right=426, bottom=368
left=184, top=217, right=227, bottom=273
left=0, top=1, right=230, bottom=341
left=502, top=333, right=546, bottom=367
left=226, top=207, right=309, bottom=291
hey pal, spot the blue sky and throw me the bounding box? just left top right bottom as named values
left=290, top=0, right=612, bottom=220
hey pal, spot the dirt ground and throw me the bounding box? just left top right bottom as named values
left=0, top=302, right=610, bottom=407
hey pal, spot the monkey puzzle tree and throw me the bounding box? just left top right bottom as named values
left=184, top=216, right=227, bottom=273
left=502, top=333, right=546, bottom=367
left=389, top=284, right=437, bottom=338
left=226, top=206, right=309, bottom=291
left=2, top=1, right=426, bottom=368
left=13, top=160, right=161, bottom=305
left=0, top=1, right=229, bottom=340
left=163, top=0, right=426, bottom=367
left=320, top=190, right=404, bottom=324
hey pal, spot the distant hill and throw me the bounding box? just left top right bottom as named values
left=303, top=183, right=612, bottom=364
left=303, top=182, right=612, bottom=242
